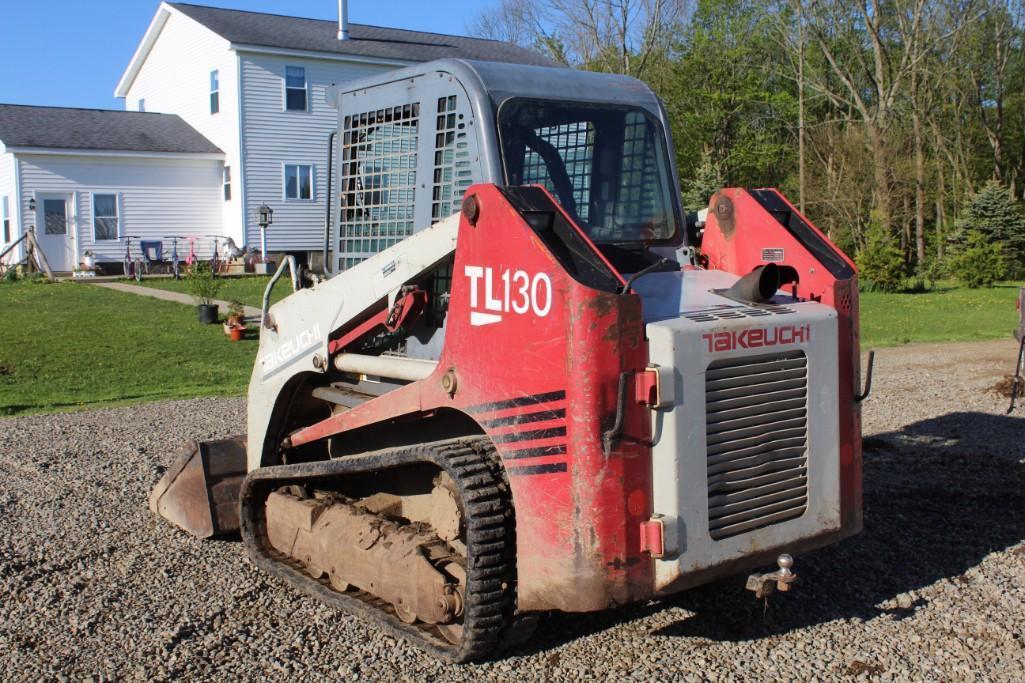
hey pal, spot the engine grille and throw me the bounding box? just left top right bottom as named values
left=705, top=351, right=809, bottom=540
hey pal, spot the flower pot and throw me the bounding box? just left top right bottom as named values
left=229, top=326, right=245, bottom=342
left=198, top=303, right=219, bottom=324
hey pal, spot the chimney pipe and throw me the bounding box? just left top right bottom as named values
left=337, top=0, right=349, bottom=40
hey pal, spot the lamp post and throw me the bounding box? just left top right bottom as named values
left=257, top=203, right=273, bottom=274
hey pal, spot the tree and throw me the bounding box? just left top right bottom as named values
left=793, top=0, right=973, bottom=237
left=952, top=180, right=1025, bottom=273
left=470, top=0, right=688, bottom=80
left=857, top=213, right=906, bottom=290
left=950, top=229, right=1007, bottom=286
left=667, top=0, right=797, bottom=192
left=681, top=150, right=725, bottom=210
left=470, top=0, right=1025, bottom=277
left=961, top=1, right=1025, bottom=188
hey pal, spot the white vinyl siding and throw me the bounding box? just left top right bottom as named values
left=123, top=9, right=242, bottom=242
left=240, top=52, right=390, bottom=251
left=16, top=153, right=222, bottom=262
left=92, top=193, right=120, bottom=240
left=120, top=7, right=414, bottom=255
left=284, top=66, right=307, bottom=112
left=283, top=163, right=313, bottom=201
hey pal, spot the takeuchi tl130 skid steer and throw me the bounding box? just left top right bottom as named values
left=149, top=59, right=866, bottom=662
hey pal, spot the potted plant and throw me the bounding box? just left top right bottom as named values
left=187, top=262, right=223, bottom=324
left=223, top=300, right=246, bottom=341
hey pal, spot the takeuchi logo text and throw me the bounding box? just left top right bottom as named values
left=703, top=324, right=810, bottom=353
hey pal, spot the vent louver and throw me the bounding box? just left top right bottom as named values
left=705, top=351, right=809, bottom=540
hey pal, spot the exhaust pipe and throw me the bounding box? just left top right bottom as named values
left=724, top=263, right=781, bottom=304
left=337, top=0, right=349, bottom=40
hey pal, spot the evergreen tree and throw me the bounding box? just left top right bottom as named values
left=950, top=229, right=1007, bottom=287
left=951, top=181, right=1025, bottom=275
left=681, top=150, right=724, bottom=211
left=856, top=213, right=905, bottom=292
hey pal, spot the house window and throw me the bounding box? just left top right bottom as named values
left=284, top=164, right=313, bottom=200
left=137, top=98, right=146, bottom=112
left=210, top=69, right=220, bottom=114
left=223, top=166, right=231, bottom=201
left=2, top=196, right=9, bottom=243
left=93, top=194, right=120, bottom=241
left=285, top=66, right=307, bottom=111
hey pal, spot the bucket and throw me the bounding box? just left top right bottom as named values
left=148, top=436, right=248, bottom=538
left=198, top=303, right=219, bottom=324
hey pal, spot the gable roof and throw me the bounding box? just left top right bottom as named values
left=0, top=104, right=222, bottom=155
left=167, top=3, right=552, bottom=66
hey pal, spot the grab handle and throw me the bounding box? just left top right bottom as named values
left=855, top=350, right=875, bottom=403
left=262, top=255, right=299, bottom=331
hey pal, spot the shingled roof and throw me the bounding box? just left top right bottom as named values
left=0, top=104, right=222, bottom=154
left=168, top=2, right=551, bottom=66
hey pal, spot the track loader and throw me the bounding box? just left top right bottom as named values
left=149, top=59, right=866, bottom=662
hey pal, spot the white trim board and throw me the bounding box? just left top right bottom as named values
left=6, top=148, right=225, bottom=161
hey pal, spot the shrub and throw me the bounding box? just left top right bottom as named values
left=856, top=216, right=904, bottom=292
left=225, top=299, right=246, bottom=326
left=682, top=150, right=725, bottom=211
left=187, top=262, right=223, bottom=305
left=952, top=181, right=1025, bottom=277
left=919, top=257, right=948, bottom=287
left=898, top=275, right=929, bottom=293
left=949, top=229, right=1006, bottom=288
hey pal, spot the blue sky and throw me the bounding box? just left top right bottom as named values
left=0, top=0, right=494, bottom=110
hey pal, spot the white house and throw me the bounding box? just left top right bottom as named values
left=113, top=1, right=548, bottom=267
left=0, top=105, right=224, bottom=271
left=0, top=2, right=546, bottom=273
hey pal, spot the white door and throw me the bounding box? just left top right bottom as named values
left=35, top=195, right=73, bottom=271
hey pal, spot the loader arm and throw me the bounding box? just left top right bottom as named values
left=247, top=213, right=460, bottom=471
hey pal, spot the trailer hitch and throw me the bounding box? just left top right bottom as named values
left=745, top=554, right=797, bottom=599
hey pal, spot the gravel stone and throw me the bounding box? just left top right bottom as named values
left=1, top=339, right=1023, bottom=681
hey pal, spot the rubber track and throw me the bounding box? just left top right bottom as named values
left=239, top=437, right=516, bottom=663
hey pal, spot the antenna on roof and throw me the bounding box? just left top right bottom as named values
left=337, top=0, right=349, bottom=40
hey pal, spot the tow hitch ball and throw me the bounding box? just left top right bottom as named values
left=745, top=554, right=797, bottom=599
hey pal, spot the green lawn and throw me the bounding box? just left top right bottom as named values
left=0, top=280, right=256, bottom=416
left=0, top=277, right=1020, bottom=416
left=135, top=275, right=287, bottom=309
left=859, top=282, right=1022, bottom=347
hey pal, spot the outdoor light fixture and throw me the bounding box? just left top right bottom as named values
left=28, top=198, right=35, bottom=211
left=258, top=204, right=273, bottom=228
left=257, top=203, right=274, bottom=270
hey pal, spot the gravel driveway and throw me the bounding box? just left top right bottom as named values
left=2, top=339, right=1023, bottom=681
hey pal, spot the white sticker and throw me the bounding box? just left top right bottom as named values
left=464, top=265, right=552, bottom=326
left=260, top=324, right=322, bottom=379
left=762, top=248, right=785, bottom=263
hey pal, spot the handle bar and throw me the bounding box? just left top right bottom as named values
left=262, top=256, right=299, bottom=330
